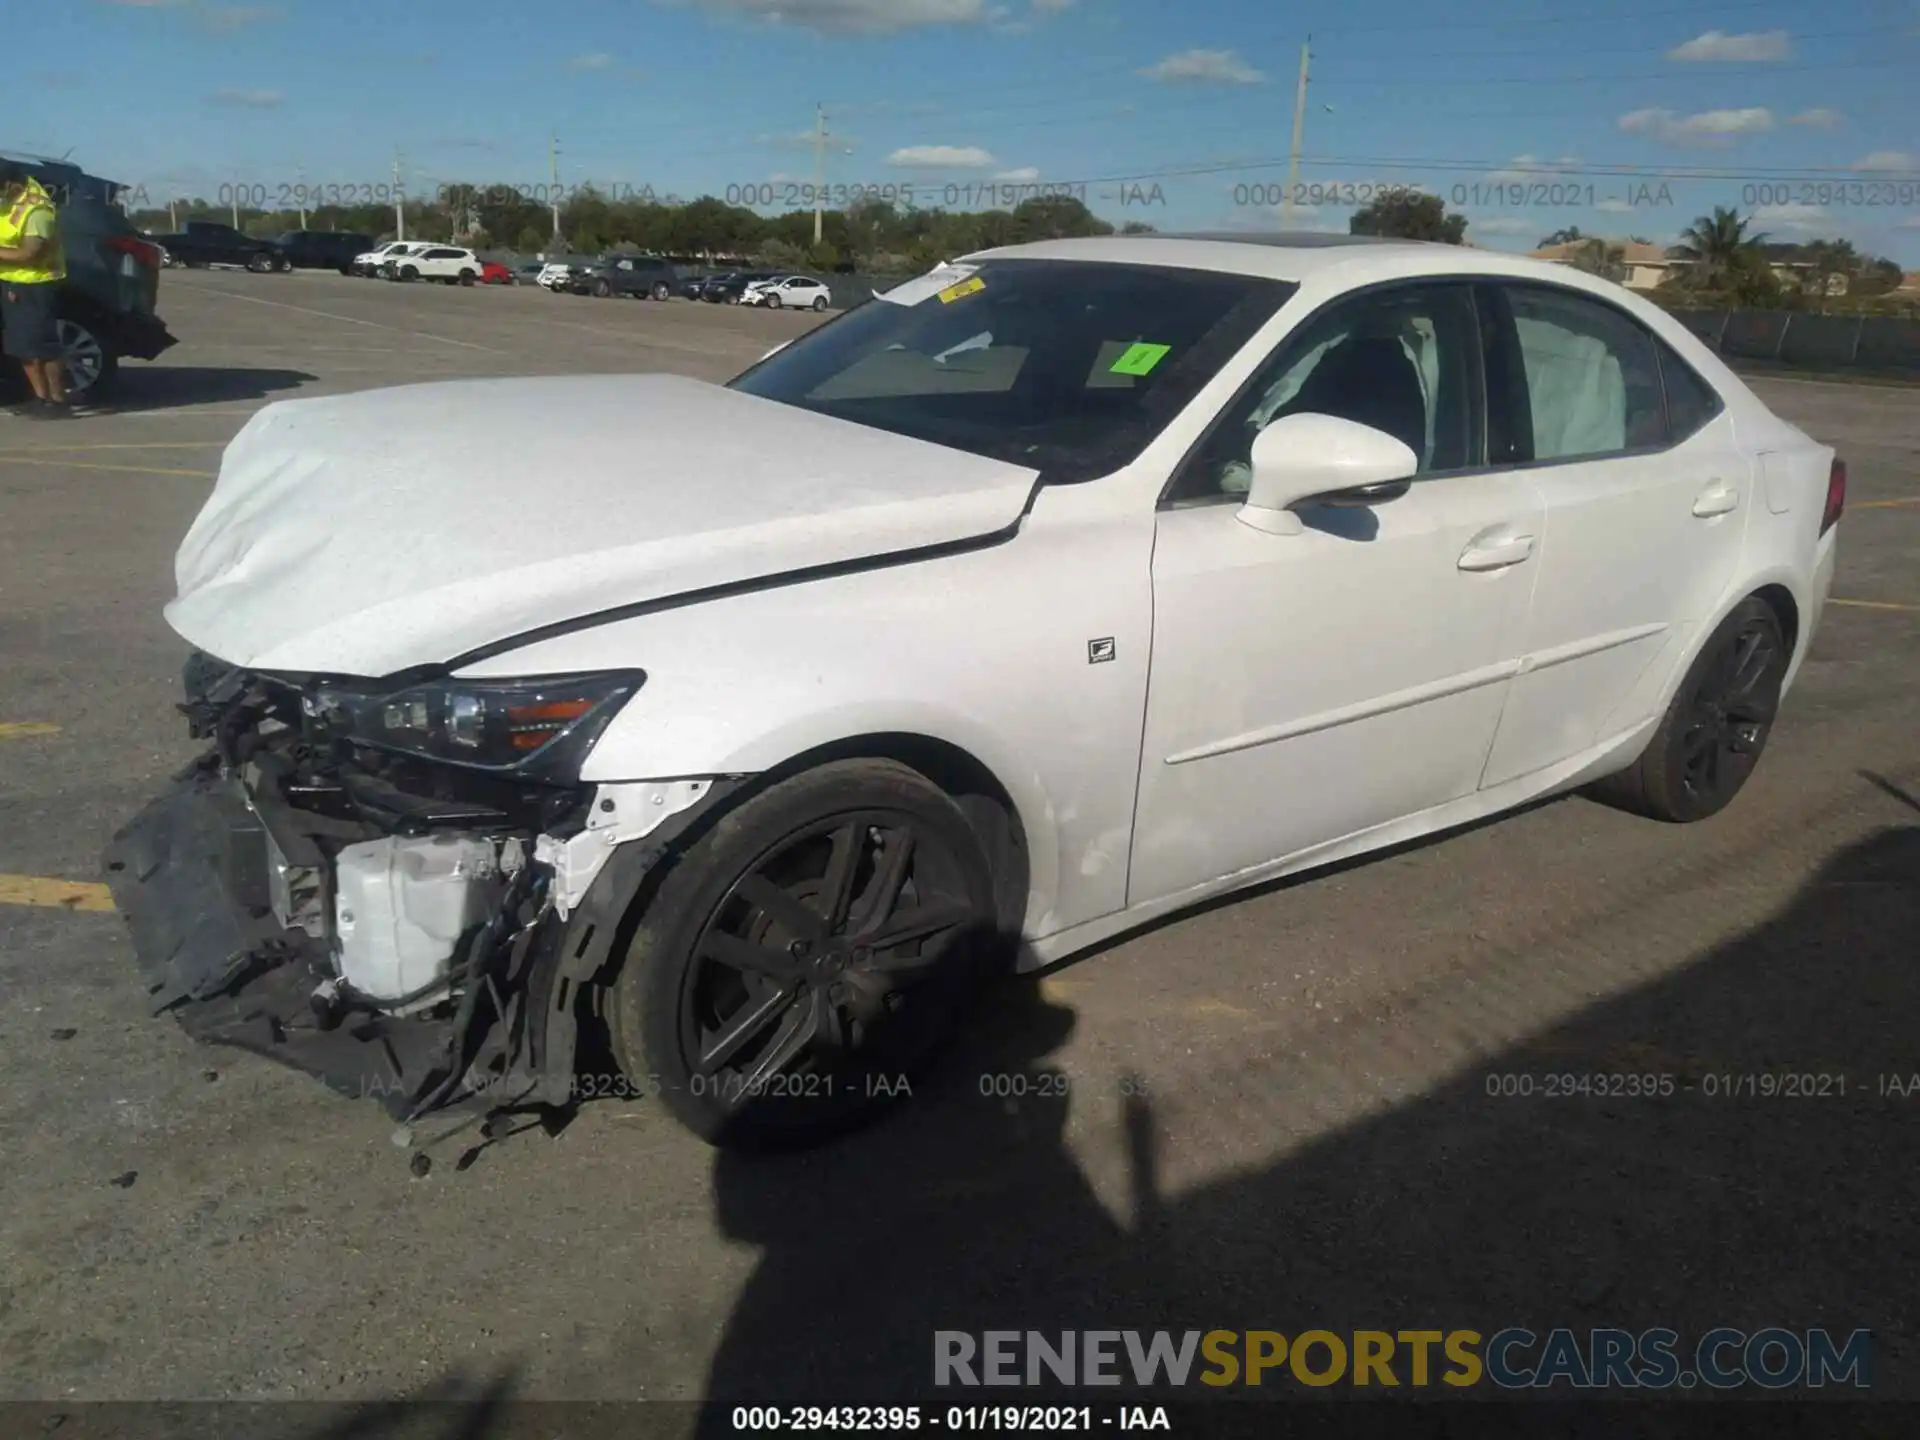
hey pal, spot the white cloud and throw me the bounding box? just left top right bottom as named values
left=667, top=0, right=990, bottom=35
left=889, top=144, right=997, bottom=168
left=209, top=87, right=281, bottom=107
left=569, top=52, right=615, bottom=69
left=1471, top=216, right=1536, bottom=235
left=1618, top=107, right=1772, bottom=146
left=1850, top=150, right=1915, bottom=172
left=1790, top=108, right=1844, bottom=131
left=993, top=166, right=1041, bottom=181
left=1665, top=29, right=1791, bottom=62
left=1139, top=49, right=1265, bottom=85
left=1750, top=202, right=1830, bottom=233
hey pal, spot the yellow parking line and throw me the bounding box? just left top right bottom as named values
left=1854, top=497, right=1920, bottom=510
left=0, top=722, right=60, bottom=739
left=1831, top=598, right=1920, bottom=612
left=0, top=455, right=216, bottom=478
left=0, top=875, right=116, bottom=912
left=0, top=442, right=226, bottom=453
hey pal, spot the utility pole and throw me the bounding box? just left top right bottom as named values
left=230, top=190, right=241, bottom=230
left=1280, top=37, right=1311, bottom=229
left=549, top=135, right=563, bottom=245
left=297, top=164, right=307, bottom=228
left=393, top=148, right=406, bottom=240
left=812, top=103, right=827, bottom=247
left=169, top=199, right=178, bottom=232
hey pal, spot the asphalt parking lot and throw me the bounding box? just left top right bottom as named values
left=1, top=270, right=1917, bottom=1419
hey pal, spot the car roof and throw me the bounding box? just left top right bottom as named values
left=963, top=232, right=1620, bottom=290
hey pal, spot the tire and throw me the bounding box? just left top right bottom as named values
left=765, top=293, right=782, bottom=309
left=592, top=278, right=612, bottom=298
left=55, top=317, right=118, bottom=402
left=1587, top=597, right=1789, bottom=824
left=812, top=296, right=828, bottom=312
left=246, top=253, right=271, bottom=273
left=275, top=256, right=292, bottom=273
left=400, top=265, right=418, bottom=281
left=459, top=270, right=476, bottom=286
left=339, top=265, right=353, bottom=276
left=609, top=758, right=1004, bottom=1150
left=652, top=281, right=670, bottom=301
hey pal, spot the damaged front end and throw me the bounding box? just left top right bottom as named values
left=102, top=654, right=696, bottom=1126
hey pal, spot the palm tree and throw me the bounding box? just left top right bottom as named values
left=1568, top=236, right=1627, bottom=283
left=1671, top=206, right=1770, bottom=293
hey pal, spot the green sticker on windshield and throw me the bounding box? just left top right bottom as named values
left=1110, top=342, right=1172, bottom=376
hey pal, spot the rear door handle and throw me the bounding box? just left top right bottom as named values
left=1692, top=482, right=1740, bottom=518
left=1458, top=528, right=1535, bottom=571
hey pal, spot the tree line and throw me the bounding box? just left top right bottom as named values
left=126, top=186, right=1154, bottom=273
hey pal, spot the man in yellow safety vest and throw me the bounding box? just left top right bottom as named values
left=0, top=159, right=73, bottom=419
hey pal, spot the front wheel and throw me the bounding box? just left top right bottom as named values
left=610, top=759, right=1003, bottom=1150
left=275, top=256, right=292, bottom=273
left=400, top=265, right=419, bottom=281
left=765, top=293, right=782, bottom=309
left=246, top=253, right=271, bottom=273
left=652, top=281, right=671, bottom=301
left=1587, top=597, right=1789, bottom=823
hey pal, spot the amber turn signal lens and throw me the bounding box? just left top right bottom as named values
left=505, top=698, right=595, bottom=751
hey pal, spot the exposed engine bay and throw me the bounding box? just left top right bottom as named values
left=102, top=653, right=722, bottom=1127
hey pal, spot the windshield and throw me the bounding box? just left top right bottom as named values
left=729, top=259, right=1294, bottom=481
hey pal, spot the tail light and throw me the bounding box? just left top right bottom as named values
left=1820, top=458, right=1846, bottom=536
left=104, top=234, right=162, bottom=269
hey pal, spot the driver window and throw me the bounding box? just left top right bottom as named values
left=1171, top=283, right=1480, bottom=503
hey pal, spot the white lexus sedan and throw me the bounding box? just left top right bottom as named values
left=105, top=234, right=1842, bottom=1151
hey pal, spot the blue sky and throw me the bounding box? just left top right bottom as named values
left=20, top=0, right=1920, bottom=263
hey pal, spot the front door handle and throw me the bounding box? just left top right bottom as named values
left=1692, top=482, right=1740, bottom=518
left=1458, top=528, right=1536, bottom=572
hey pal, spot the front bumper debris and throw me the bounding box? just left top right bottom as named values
left=102, top=765, right=554, bottom=1120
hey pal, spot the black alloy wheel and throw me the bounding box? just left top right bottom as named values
left=1590, top=597, right=1788, bottom=823
left=612, top=760, right=1001, bottom=1148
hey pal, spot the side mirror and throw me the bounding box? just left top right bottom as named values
left=1237, top=412, right=1419, bottom=536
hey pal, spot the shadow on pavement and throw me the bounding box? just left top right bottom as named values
left=691, top=777, right=1920, bottom=1428
left=79, top=366, right=318, bottom=414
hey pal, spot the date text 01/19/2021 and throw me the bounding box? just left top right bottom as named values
left=729, top=1406, right=1172, bottom=1431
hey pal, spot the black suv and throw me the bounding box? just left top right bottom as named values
left=700, top=270, right=778, bottom=304
left=572, top=254, right=679, bottom=299
left=0, top=154, right=176, bottom=403
left=276, top=230, right=376, bottom=274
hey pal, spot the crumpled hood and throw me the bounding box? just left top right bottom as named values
left=168, top=373, right=1038, bottom=675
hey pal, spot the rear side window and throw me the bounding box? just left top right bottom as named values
left=1505, top=285, right=1666, bottom=461
left=1658, top=348, right=1723, bottom=443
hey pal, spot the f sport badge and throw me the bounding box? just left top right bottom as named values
left=1088, top=638, right=1116, bottom=664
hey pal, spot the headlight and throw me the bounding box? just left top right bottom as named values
left=307, top=672, right=643, bottom=781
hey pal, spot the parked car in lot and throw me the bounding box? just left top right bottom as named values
left=680, top=273, right=710, bottom=300
left=383, top=245, right=482, bottom=284
left=700, top=269, right=777, bottom=304
left=572, top=254, right=679, bottom=300
left=351, top=240, right=427, bottom=276
left=477, top=260, right=514, bottom=285
left=0, top=153, right=176, bottom=404
left=107, top=235, right=1842, bottom=1153
left=741, top=274, right=832, bottom=311
left=514, top=262, right=545, bottom=287
left=148, top=220, right=288, bottom=272
left=277, top=230, right=376, bottom=274
left=537, top=259, right=590, bottom=291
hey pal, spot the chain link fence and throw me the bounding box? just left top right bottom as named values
left=1670, top=309, right=1920, bottom=379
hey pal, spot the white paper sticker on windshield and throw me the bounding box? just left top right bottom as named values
left=876, top=263, right=981, bottom=307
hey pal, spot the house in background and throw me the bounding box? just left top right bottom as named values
left=1526, top=238, right=1677, bottom=291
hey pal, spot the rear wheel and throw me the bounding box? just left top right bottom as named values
left=55, top=318, right=118, bottom=402
left=246, top=252, right=271, bottom=273
left=652, top=281, right=671, bottom=301
left=812, top=295, right=828, bottom=312
left=458, top=269, right=476, bottom=286
left=610, top=759, right=1003, bottom=1150
left=1588, top=597, right=1788, bottom=823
